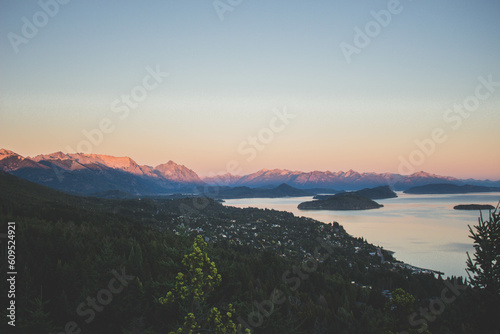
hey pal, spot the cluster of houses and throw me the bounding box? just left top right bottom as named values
left=150, top=198, right=440, bottom=279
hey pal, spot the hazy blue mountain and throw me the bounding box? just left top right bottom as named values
left=404, top=183, right=500, bottom=194
left=314, top=185, right=397, bottom=200
left=355, top=185, right=398, bottom=199
left=201, top=183, right=337, bottom=199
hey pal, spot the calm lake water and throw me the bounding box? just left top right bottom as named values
left=224, top=192, right=500, bottom=279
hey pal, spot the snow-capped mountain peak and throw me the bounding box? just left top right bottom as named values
left=0, top=149, right=17, bottom=158
left=31, top=151, right=69, bottom=161
left=0, top=149, right=48, bottom=171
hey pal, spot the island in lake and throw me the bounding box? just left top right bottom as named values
left=454, top=204, right=495, bottom=210
left=298, top=192, right=383, bottom=211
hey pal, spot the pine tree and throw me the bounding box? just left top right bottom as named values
left=22, top=289, right=58, bottom=333
left=466, top=204, right=500, bottom=295
left=159, top=235, right=247, bottom=333
left=465, top=203, right=500, bottom=332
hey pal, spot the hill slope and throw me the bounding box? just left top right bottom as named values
left=0, top=171, right=489, bottom=333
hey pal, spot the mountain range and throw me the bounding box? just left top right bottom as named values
left=0, top=149, right=202, bottom=195
left=1, top=148, right=499, bottom=196
left=203, top=167, right=500, bottom=190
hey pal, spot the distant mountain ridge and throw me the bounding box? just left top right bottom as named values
left=204, top=168, right=500, bottom=190
left=1, top=148, right=499, bottom=195
left=355, top=185, right=398, bottom=199
left=404, top=183, right=500, bottom=194
left=314, top=186, right=397, bottom=200
left=204, top=183, right=336, bottom=199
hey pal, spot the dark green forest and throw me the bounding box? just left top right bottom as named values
left=0, top=171, right=498, bottom=333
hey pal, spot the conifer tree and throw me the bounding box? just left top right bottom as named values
left=159, top=235, right=247, bottom=333
left=466, top=204, right=500, bottom=332
left=466, top=204, right=500, bottom=295
left=23, top=290, right=57, bottom=333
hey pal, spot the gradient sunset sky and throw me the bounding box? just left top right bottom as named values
left=1, top=0, right=499, bottom=179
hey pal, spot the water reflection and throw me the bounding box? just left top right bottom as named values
left=224, top=192, right=500, bottom=279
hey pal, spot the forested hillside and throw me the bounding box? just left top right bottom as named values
left=0, top=172, right=497, bottom=333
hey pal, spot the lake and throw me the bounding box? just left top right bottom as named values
left=224, top=192, right=500, bottom=279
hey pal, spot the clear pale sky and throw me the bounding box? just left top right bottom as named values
left=1, top=0, right=499, bottom=179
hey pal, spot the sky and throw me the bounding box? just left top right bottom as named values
left=1, top=0, right=499, bottom=179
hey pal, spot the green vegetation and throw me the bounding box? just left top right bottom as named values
left=159, top=235, right=241, bottom=333
left=0, top=171, right=497, bottom=333
left=466, top=204, right=500, bottom=332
